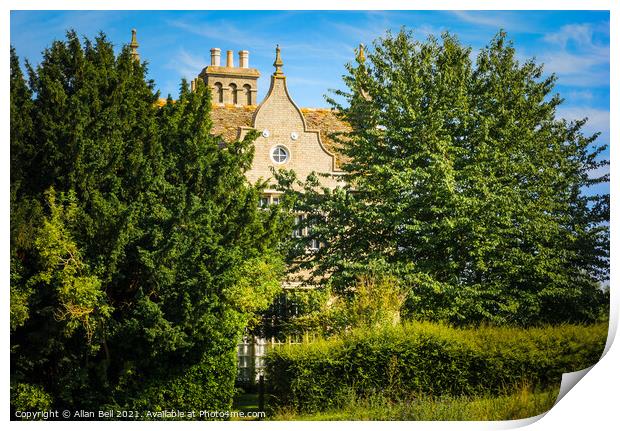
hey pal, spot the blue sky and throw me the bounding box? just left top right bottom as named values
left=10, top=10, right=609, bottom=194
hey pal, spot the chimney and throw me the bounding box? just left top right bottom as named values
left=226, top=50, right=234, bottom=67
left=238, top=50, right=249, bottom=68
left=210, top=48, right=221, bottom=66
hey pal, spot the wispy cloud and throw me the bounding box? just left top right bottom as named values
left=567, top=90, right=595, bottom=103
left=168, top=18, right=273, bottom=51
left=538, top=23, right=609, bottom=87
left=325, top=10, right=413, bottom=46
left=168, top=17, right=353, bottom=63
left=167, top=48, right=208, bottom=80
left=449, top=11, right=533, bottom=33
left=543, top=23, right=603, bottom=49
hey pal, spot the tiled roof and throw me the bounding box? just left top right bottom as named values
left=301, top=108, right=351, bottom=167
left=210, top=104, right=255, bottom=142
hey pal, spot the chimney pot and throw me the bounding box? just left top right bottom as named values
left=238, top=50, right=249, bottom=68
left=210, top=48, right=221, bottom=66
left=226, top=50, right=234, bottom=67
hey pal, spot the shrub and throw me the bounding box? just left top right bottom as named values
left=336, top=275, right=406, bottom=330
left=112, top=350, right=238, bottom=416
left=11, top=383, right=54, bottom=414
left=271, top=276, right=407, bottom=337
left=265, top=321, right=608, bottom=412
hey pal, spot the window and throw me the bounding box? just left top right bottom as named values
left=292, top=215, right=304, bottom=238
left=214, top=82, right=223, bottom=103
left=291, top=214, right=323, bottom=250
left=307, top=217, right=321, bottom=250
left=309, top=238, right=321, bottom=251
left=271, top=146, right=289, bottom=164
left=243, top=84, right=252, bottom=105
left=259, top=195, right=281, bottom=207
left=229, top=83, right=237, bottom=104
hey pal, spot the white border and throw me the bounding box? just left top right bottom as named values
left=1, top=0, right=615, bottom=10
left=3, top=2, right=616, bottom=430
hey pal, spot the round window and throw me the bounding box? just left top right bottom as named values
left=271, top=145, right=289, bottom=164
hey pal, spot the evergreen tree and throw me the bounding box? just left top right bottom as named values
left=284, top=30, right=608, bottom=325
left=10, top=46, right=37, bottom=332
left=11, top=31, right=288, bottom=413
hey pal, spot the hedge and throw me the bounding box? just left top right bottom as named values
left=265, top=321, right=608, bottom=412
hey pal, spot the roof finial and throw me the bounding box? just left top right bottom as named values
left=273, top=44, right=284, bottom=77
left=356, top=43, right=366, bottom=63
left=130, top=28, right=140, bottom=62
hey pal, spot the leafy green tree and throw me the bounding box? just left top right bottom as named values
left=283, top=29, right=608, bottom=326
left=11, top=31, right=288, bottom=414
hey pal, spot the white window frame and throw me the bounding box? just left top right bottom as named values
left=270, top=145, right=290, bottom=164
left=292, top=214, right=305, bottom=238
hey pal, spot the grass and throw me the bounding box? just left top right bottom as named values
left=234, top=392, right=260, bottom=412
left=270, top=383, right=560, bottom=421
left=232, top=390, right=263, bottom=421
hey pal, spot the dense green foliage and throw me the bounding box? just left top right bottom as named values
left=265, top=321, right=607, bottom=412
left=282, top=29, right=609, bottom=325
left=10, top=32, right=289, bottom=414
left=267, top=276, right=406, bottom=337
left=11, top=383, right=54, bottom=413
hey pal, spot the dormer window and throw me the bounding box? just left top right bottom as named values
left=271, top=145, right=289, bottom=164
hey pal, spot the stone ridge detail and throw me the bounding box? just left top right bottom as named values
left=202, top=66, right=260, bottom=79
